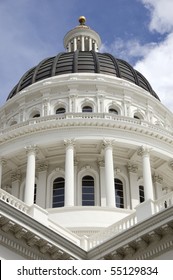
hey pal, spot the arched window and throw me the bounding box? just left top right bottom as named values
left=134, top=112, right=143, bottom=120
left=109, top=108, right=118, bottom=115
left=33, top=113, right=40, bottom=118
left=52, top=177, right=65, bottom=208
left=82, top=106, right=92, bottom=113
left=115, top=178, right=124, bottom=208
left=10, top=121, right=17, bottom=126
left=30, top=111, right=40, bottom=118
left=134, top=114, right=140, bottom=119
left=56, top=107, right=66, bottom=114
left=82, top=175, right=95, bottom=206
left=139, top=185, right=145, bottom=203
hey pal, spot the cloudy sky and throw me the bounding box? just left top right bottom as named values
left=0, top=0, right=173, bottom=111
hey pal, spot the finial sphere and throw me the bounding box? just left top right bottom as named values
left=79, top=16, right=86, bottom=25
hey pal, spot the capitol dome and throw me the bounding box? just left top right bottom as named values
left=7, top=16, right=159, bottom=100
left=7, top=51, right=159, bottom=100
left=0, top=17, right=173, bottom=261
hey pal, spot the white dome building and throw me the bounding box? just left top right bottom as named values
left=0, top=17, right=173, bottom=260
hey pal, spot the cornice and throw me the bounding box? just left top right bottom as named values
left=0, top=200, right=86, bottom=260
left=87, top=206, right=173, bottom=260
left=0, top=114, right=172, bottom=147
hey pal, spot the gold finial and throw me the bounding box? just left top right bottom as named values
left=79, top=16, right=86, bottom=25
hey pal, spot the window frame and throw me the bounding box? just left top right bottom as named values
left=114, top=178, right=124, bottom=208
left=82, top=175, right=95, bottom=206
left=52, top=177, right=65, bottom=208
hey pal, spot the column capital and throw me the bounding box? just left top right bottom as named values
left=153, top=174, right=163, bottom=184
left=25, top=145, right=38, bottom=155
left=11, top=170, right=21, bottom=182
left=168, top=160, right=173, bottom=171
left=0, top=158, right=6, bottom=166
left=74, top=157, right=79, bottom=167
left=114, top=167, right=121, bottom=175
left=103, top=138, right=115, bottom=149
left=64, top=138, right=75, bottom=148
left=97, top=158, right=105, bottom=168
left=137, top=145, right=152, bottom=157
left=37, top=162, right=48, bottom=172
left=127, top=162, right=138, bottom=173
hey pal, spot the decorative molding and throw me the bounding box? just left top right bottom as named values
left=37, top=162, right=48, bottom=172
left=11, top=170, right=21, bottom=182
left=160, top=224, right=173, bottom=235
left=0, top=115, right=172, bottom=146
left=25, top=145, right=38, bottom=155
left=103, top=138, right=115, bottom=148
left=168, top=160, right=173, bottom=171
left=153, top=175, right=163, bottom=184
left=127, top=162, right=138, bottom=173
left=0, top=158, right=6, bottom=167
left=147, top=230, right=161, bottom=242
left=15, top=228, right=28, bottom=239
left=123, top=244, right=135, bottom=256
left=64, top=138, right=75, bottom=148
left=1, top=221, right=15, bottom=232
left=135, top=237, right=148, bottom=249
left=97, top=159, right=104, bottom=168
left=137, top=145, right=152, bottom=157
left=114, top=168, right=121, bottom=175
left=27, top=235, right=41, bottom=246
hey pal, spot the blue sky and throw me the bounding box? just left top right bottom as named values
left=0, top=0, right=173, bottom=111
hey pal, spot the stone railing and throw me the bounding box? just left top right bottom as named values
left=0, top=189, right=29, bottom=213
left=88, top=212, right=137, bottom=249
left=88, top=192, right=173, bottom=249
left=154, top=191, right=173, bottom=213
left=0, top=113, right=172, bottom=137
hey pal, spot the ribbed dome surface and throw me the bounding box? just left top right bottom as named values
left=7, top=51, right=159, bottom=100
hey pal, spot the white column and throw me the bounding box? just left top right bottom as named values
left=89, top=38, right=92, bottom=51
left=73, top=37, right=77, bottom=51
left=64, top=139, right=75, bottom=206
left=68, top=42, right=71, bottom=52
left=138, top=146, right=154, bottom=201
left=0, top=158, right=6, bottom=188
left=104, top=140, right=115, bottom=207
left=24, top=146, right=37, bottom=205
left=81, top=36, right=85, bottom=51
left=94, top=41, right=97, bottom=52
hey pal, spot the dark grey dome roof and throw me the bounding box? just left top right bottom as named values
left=7, top=51, right=160, bottom=100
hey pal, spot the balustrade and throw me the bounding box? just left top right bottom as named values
left=0, top=188, right=29, bottom=213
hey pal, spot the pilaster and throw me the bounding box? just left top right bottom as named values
left=127, top=162, right=138, bottom=209
left=98, top=159, right=106, bottom=206
left=11, top=169, right=21, bottom=198
left=36, top=162, right=48, bottom=208
left=0, top=158, right=6, bottom=188
left=153, top=174, right=163, bottom=199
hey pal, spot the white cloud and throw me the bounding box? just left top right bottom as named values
left=141, top=0, right=173, bottom=33
left=132, top=0, right=173, bottom=111
left=134, top=33, right=173, bottom=111
left=102, top=0, right=173, bottom=112
left=101, top=39, right=157, bottom=61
